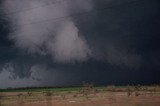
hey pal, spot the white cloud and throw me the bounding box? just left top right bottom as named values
left=3, top=0, right=93, bottom=63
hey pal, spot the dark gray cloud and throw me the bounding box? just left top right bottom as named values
left=0, top=0, right=160, bottom=88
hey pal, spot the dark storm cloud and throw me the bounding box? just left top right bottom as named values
left=0, top=0, right=160, bottom=88
left=2, top=0, right=93, bottom=63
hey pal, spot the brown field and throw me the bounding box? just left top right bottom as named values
left=0, top=86, right=160, bottom=106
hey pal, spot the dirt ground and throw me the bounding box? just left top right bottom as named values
left=0, top=91, right=160, bottom=106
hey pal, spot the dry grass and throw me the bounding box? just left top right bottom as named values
left=0, top=85, right=160, bottom=106
left=45, top=91, right=52, bottom=96
left=0, top=92, right=2, bottom=106
left=27, top=92, right=32, bottom=96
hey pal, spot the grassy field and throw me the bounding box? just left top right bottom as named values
left=0, top=85, right=160, bottom=106
left=0, top=87, right=82, bottom=92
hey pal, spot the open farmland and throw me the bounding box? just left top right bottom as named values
left=0, top=85, right=160, bottom=106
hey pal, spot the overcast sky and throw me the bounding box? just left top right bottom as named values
left=0, top=0, right=160, bottom=88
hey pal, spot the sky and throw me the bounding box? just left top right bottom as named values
left=0, top=0, right=160, bottom=88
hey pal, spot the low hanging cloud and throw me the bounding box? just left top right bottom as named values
left=0, top=64, right=45, bottom=88
left=2, top=0, right=92, bottom=63
left=0, top=63, right=79, bottom=88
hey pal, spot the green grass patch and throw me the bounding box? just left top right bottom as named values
left=0, top=87, right=82, bottom=93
